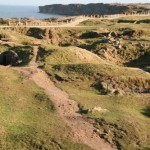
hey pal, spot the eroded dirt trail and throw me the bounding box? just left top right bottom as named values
left=13, top=46, right=115, bottom=150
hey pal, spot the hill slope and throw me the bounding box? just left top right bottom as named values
left=0, top=15, right=150, bottom=150
left=0, top=66, right=91, bottom=150
left=36, top=16, right=150, bottom=149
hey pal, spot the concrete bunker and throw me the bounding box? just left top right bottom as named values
left=0, top=50, right=19, bottom=66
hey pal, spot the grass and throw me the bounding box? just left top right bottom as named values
left=43, top=63, right=150, bottom=94
left=45, top=75, right=150, bottom=150
left=40, top=45, right=150, bottom=148
left=78, top=38, right=150, bottom=65
left=0, top=66, right=91, bottom=150
left=0, top=45, right=9, bottom=53
left=38, top=16, right=150, bottom=149
left=116, top=16, right=150, bottom=21
left=78, top=18, right=150, bottom=39
left=0, top=15, right=150, bottom=149
left=76, top=18, right=150, bottom=68
left=0, top=28, right=38, bottom=46
left=38, top=45, right=103, bottom=66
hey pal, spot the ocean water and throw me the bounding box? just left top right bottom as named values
left=0, top=5, right=63, bottom=18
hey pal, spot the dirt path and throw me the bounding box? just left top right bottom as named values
left=60, top=16, right=90, bottom=27
left=1, top=14, right=150, bottom=28
left=13, top=46, right=115, bottom=150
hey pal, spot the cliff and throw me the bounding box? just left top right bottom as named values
left=39, top=3, right=130, bottom=16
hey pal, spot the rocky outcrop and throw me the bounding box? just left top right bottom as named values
left=39, top=3, right=129, bottom=16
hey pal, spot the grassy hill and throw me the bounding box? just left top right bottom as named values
left=36, top=16, right=150, bottom=150
left=39, top=48, right=150, bottom=150
left=0, top=15, right=150, bottom=150
left=0, top=66, right=91, bottom=150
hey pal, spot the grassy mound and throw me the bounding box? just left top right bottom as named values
left=38, top=46, right=103, bottom=65
left=0, top=29, right=38, bottom=46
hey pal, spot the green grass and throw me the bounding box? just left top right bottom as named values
left=1, top=15, right=150, bottom=150
left=76, top=17, right=150, bottom=68
left=38, top=45, right=103, bottom=66
left=40, top=44, right=150, bottom=149
left=116, top=16, right=150, bottom=21
left=45, top=74, right=150, bottom=149
left=78, top=38, right=150, bottom=65
left=78, top=18, right=150, bottom=40
left=0, top=29, right=38, bottom=46
left=0, top=45, right=9, bottom=53
left=39, top=18, right=150, bottom=150
left=43, top=63, right=150, bottom=94
left=0, top=66, right=91, bottom=150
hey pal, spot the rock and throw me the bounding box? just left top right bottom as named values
left=113, top=89, right=124, bottom=95
left=93, top=129, right=100, bottom=133
left=101, top=82, right=108, bottom=89
left=91, top=107, right=109, bottom=113
left=118, top=44, right=122, bottom=49
left=109, top=32, right=117, bottom=38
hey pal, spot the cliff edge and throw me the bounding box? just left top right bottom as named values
left=39, top=3, right=130, bottom=16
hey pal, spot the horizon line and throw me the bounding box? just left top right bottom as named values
left=0, top=2, right=150, bottom=7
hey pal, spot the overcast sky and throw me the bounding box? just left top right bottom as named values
left=0, top=0, right=149, bottom=6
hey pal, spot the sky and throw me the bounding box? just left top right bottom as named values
left=0, top=0, right=149, bottom=6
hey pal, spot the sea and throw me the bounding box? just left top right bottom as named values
left=0, top=5, right=64, bottom=19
